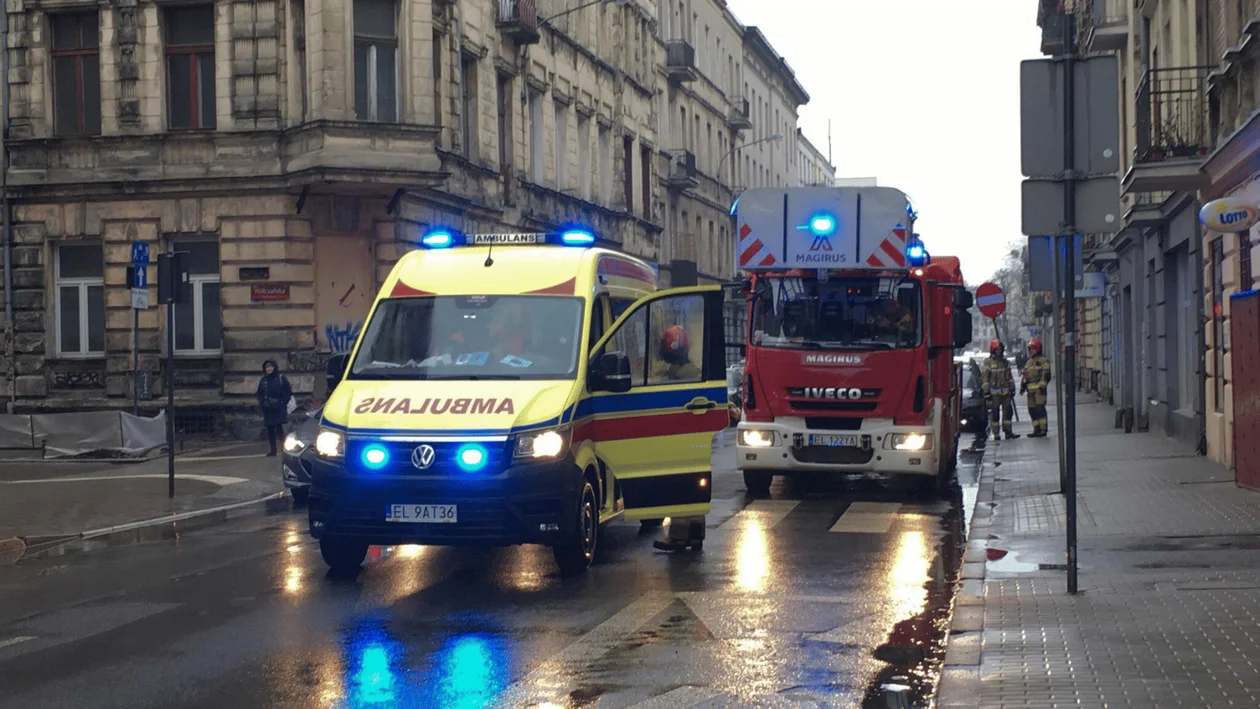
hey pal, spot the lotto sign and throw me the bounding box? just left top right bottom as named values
left=976, top=282, right=1006, bottom=319
left=734, top=186, right=914, bottom=271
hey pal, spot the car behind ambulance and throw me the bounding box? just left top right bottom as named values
left=308, top=227, right=731, bottom=575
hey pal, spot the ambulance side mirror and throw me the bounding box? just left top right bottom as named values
left=590, top=351, right=633, bottom=393
left=326, top=353, right=349, bottom=393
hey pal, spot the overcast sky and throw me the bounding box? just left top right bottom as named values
left=724, top=0, right=1043, bottom=282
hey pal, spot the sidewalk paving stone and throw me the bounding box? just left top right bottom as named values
left=939, top=395, right=1260, bottom=708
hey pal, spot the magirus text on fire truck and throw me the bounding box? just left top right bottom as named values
left=733, top=186, right=918, bottom=271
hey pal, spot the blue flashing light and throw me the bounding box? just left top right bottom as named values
left=421, top=229, right=455, bottom=249
left=560, top=229, right=596, bottom=246
left=807, top=213, right=838, bottom=237
left=456, top=444, right=488, bottom=472
left=361, top=443, right=390, bottom=471
left=907, top=244, right=926, bottom=260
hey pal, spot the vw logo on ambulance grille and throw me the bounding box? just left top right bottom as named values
left=411, top=444, right=436, bottom=470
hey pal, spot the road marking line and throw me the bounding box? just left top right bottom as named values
left=625, top=685, right=725, bottom=708
left=718, top=499, right=800, bottom=530
left=0, top=636, right=35, bottom=650
left=1, top=473, right=249, bottom=486
left=829, top=502, right=902, bottom=533
left=496, top=594, right=674, bottom=704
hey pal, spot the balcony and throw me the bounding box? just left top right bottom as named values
left=1126, top=66, right=1212, bottom=194
left=665, top=150, right=699, bottom=191
left=497, top=0, right=540, bottom=45
left=1123, top=191, right=1172, bottom=229
left=728, top=97, right=752, bottom=131
left=1078, top=0, right=1128, bottom=53
left=666, top=40, right=699, bottom=83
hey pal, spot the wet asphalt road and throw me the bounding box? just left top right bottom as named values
left=0, top=431, right=984, bottom=709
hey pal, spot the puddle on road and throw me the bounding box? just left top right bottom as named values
left=860, top=496, right=967, bottom=708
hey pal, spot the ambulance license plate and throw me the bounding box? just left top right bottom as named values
left=808, top=434, right=859, bottom=448
left=385, top=504, right=458, bottom=524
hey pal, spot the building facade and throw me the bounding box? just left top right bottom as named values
left=1040, top=0, right=1208, bottom=450
left=0, top=0, right=822, bottom=428
left=795, top=129, right=834, bottom=187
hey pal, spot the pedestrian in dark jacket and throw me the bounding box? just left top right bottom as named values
left=256, top=359, right=293, bottom=457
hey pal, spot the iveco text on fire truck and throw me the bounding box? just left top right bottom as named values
left=731, top=187, right=974, bottom=495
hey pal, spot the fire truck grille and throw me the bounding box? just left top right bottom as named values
left=792, top=446, right=875, bottom=465
left=790, top=401, right=878, bottom=413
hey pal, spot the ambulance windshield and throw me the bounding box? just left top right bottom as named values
left=348, top=295, right=585, bottom=380
left=750, top=276, right=921, bottom=350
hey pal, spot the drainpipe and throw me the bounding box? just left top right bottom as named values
left=455, top=0, right=466, bottom=157
left=2, top=2, right=14, bottom=414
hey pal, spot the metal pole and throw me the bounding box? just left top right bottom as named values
left=1062, top=13, right=1079, bottom=595
left=1, top=3, right=13, bottom=415
left=166, top=252, right=176, bottom=499
left=132, top=307, right=139, bottom=416
left=1051, top=235, right=1066, bottom=493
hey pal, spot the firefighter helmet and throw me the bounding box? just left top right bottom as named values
left=1029, top=337, right=1043, bottom=356
left=989, top=339, right=1004, bottom=356
left=658, top=325, right=690, bottom=363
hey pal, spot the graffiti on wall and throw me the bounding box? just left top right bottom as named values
left=53, top=370, right=105, bottom=388
left=326, top=321, right=363, bottom=354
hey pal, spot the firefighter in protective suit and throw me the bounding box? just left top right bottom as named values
left=652, top=325, right=706, bottom=552
left=981, top=340, right=1020, bottom=441
left=1021, top=337, right=1052, bottom=437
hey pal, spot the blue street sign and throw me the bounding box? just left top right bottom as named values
left=131, top=242, right=150, bottom=265
left=133, top=265, right=148, bottom=289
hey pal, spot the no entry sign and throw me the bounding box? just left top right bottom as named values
left=976, top=282, right=1006, bottom=318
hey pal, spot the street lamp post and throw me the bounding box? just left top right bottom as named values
left=718, top=132, right=784, bottom=192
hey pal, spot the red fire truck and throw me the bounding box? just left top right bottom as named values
left=730, top=186, right=974, bottom=495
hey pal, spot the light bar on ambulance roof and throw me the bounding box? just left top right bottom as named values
left=418, top=226, right=601, bottom=250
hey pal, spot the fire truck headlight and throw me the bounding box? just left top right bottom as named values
left=739, top=429, right=775, bottom=448
left=514, top=428, right=569, bottom=460
left=890, top=433, right=933, bottom=451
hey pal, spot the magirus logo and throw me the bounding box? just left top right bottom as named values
left=804, top=354, right=863, bottom=365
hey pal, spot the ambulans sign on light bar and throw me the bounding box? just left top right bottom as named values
left=734, top=187, right=915, bottom=271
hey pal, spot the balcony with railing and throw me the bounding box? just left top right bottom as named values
left=1123, top=190, right=1174, bottom=229
left=728, top=97, right=752, bottom=131
left=666, top=40, right=699, bottom=83
left=1077, top=0, right=1128, bottom=52
left=497, top=0, right=540, bottom=45
left=665, top=149, right=699, bottom=191
left=1127, top=66, right=1212, bottom=193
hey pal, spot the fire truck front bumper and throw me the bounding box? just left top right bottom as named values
left=734, top=418, right=941, bottom=477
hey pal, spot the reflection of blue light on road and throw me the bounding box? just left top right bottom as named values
left=354, top=644, right=396, bottom=704
left=435, top=634, right=507, bottom=709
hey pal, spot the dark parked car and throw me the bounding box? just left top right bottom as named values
left=958, top=357, right=988, bottom=434
left=281, top=406, right=322, bottom=505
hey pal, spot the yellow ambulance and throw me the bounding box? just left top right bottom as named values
left=308, top=227, right=730, bottom=575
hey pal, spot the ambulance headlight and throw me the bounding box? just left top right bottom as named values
left=314, top=429, right=345, bottom=459
left=738, top=429, right=776, bottom=448
left=513, top=428, right=569, bottom=460
left=889, top=433, right=933, bottom=451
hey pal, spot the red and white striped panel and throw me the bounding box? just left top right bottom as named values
left=737, top=223, right=778, bottom=269
left=865, top=226, right=908, bottom=269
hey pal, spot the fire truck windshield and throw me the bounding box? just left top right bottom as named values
left=750, top=276, right=922, bottom=350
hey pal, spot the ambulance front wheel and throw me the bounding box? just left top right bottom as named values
left=744, top=470, right=774, bottom=496
left=320, top=538, right=368, bottom=576
left=554, top=479, right=599, bottom=577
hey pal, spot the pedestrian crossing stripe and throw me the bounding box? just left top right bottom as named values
left=829, top=502, right=902, bottom=533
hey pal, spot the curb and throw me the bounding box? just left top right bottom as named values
left=3, top=491, right=291, bottom=566
left=1, top=440, right=264, bottom=465
left=936, top=442, right=999, bottom=709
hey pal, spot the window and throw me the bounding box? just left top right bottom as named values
left=292, top=0, right=308, bottom=121
left=459, top=55, right=478, bottom=157
left=172, top=241, right=222, bottom=354
left=646, top=295, right=705, bottom=385
left=598, top=123, right=611, bottom=204
left=640, top=145, right=651, bottom=217
left=1211, top=238, right=1224, bottom=411
left=51, top=12, right=101, bottom=136
left=606, top=306, right=648, bottom=388
left=165, top=6, right=216, bottom=130
left=496, top=74, right=513, bottom=198
left=752, top=277, right=922, bottom=350
left=554, top=100, right=569, bottom=188
left=353, top=0, right=397, bottom=122
left=577, top=114, right=592, bottom=200
left=55, top=244, right=105, bottom=356
left=432, top=31, right=443, bottom=129
left=528, top=90, right=544, bottom=182
left=1243, top=227, right=1254, bottom=289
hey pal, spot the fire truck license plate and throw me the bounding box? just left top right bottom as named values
left=808, top=434, right=859, bottom=448
left=385, top=504, right=458, bottom=523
